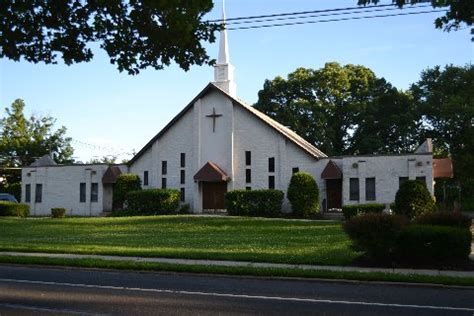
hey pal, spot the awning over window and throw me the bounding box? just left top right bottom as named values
left=321, top=160, right=342, bottom=179
left=194, top=162, right=230, bottom=182
left=102, top=166, right=122, bottom=184
left=433, top=158, right=454, bottom=178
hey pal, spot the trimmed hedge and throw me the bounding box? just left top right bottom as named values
left=397, top=225, right=472, bottom=262
left=51, top=208, right=66, bottom=218
left=343, top=213, right=409, bottom=259
left=126, top=189, right=180, bottom=215
left=342, top=203, right=385, bottom=219
left=113, top=173, right=141, bottom=209
left=287, top=172, right=320, bottom=218
left=226, top=189, right=284, bottom=217
left=415, top=211, right=471, bottom=229
left=0, top=201, right=29, bottom=217
left=393, top=180, right=434, bottom=219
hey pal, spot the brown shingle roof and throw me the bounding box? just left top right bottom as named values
left=433, top=158, right=453, bottom=178
left=321, top=160, right=342, bottom=179
left=194, top=162, right=230, bottom=182
left=102, top=166, right=122, bottom=184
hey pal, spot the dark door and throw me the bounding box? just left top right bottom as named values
left=202, top=182, right=227, bottom=209
left=326, top=179, right=342, bottom=210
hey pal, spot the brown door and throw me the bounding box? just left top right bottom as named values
left=202, top=182, right=227, bottom=209
left=326, top=179, right=342, bottom=210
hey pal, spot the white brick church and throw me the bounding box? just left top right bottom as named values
left=21, top=12, right=451, bottom=216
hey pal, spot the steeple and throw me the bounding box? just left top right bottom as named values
left=213, top=0, right=236, bottom=97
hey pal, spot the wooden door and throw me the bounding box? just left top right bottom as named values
left=326, top=179, right=342, bottom=210
left=202, top=182, right=227, bottom=209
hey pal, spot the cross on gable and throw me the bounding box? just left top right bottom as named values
left=206, top=107, right=223, bottom=133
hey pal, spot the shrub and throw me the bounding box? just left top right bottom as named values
left=393, top=180, right=434, bottom=219
left=226, top=189, right=284, bottom=217
left=343, top=213, right=408, bottom=259
left=0, top=201, right=29, bottom=217
left=51, top=208, right=66, bottom=218
left=415, top=211, right=471, bottom=229
left=179, top=203, right=191, bottom=214
left=113, top=173, right=141, bottom=209
left=126, top=189, right=180, bottom=215
left=461, top=198, right=474, bottom=212
left=342, top=203, right=385, bottom=219
left=397, top=225, right=472, bottom=262
left=287, top=172, right=320, bottom=218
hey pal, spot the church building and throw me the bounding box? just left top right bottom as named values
left=21, top=10, right=452, bottom=216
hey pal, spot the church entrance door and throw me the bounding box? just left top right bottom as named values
left=202, top=182, right=227, bottom=210
left=326, top=179, right=342, bottom=210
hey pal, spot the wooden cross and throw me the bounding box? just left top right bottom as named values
left=206, top=107, right=223, bottom=133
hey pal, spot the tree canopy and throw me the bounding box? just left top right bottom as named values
left=0, top=99, right=74, bottom=168
left=0, top=1, right=220, bottom=74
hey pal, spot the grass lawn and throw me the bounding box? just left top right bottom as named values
left=0, top=215, right=357, bottom=265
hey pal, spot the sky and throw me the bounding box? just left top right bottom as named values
left=0, top=0, right=472, bottom=162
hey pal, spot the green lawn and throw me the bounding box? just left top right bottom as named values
left=0, top=216, right=357, bottom=265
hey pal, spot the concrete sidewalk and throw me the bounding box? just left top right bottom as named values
left=0, top=251, right=473, bottom=278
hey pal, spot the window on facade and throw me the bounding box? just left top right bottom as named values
left=180, top=188, right=185, bottom=202
left=245, top=169, right=251, bottom=183
left=162, top=178, right=167, bottom=189
left=399, top=177, right=409, bottom=188
left=246, top=186, right=251, bottom=191
left=365, top=177, right=376, bottom=201
left=91, top=183, right=98, bottom=202
left=180, top=153, right=186, bottom=168
left=25, top=184, right=31, bottom=202
left=292, top=167, right=299, bottom=174
left=416, top=176, right=426, bottom=186
left=35, top=184, right=42, bottom=203
left=144, top=171, right=149, bottom=186
left=245, top=151, right=251, bottom=166
left=180, top=170, right=185, bottom=184
left=349, top=178, right=359, bottom=201
left=80, top=183, right=86, bottom=203
left=269, top=176, right=275, bottom=189
left=162, top=161, right=167, bottom=175
left=268, top=157, right=275, bottom=173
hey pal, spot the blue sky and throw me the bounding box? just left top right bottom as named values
left=0, top=0, right=472, bottom=162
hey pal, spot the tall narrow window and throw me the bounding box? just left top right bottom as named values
left=399, top=177, right=408, bottom=188
left=245, top=151, right=251, bottom=166
left=349, top=178, right=359, bottom=201
left=416, top=176, right=426, bottom=186
left=162, top=161, right=167, bottom=175
left=269, top=176, right=275, bottom=189
left=268, top=157, right=275, bottom=173
left=180, top=188, right=185, bottom=202
left=180, top=153, right=186, bottom=168
left=292, top=167, right=299, bottom=174
left=25, top=184, right=31, bottom=202
left=91, top=183, right=98, bottom=202
left=180, top=170, right=185, bottom=184
left=245, top=169, right=251, bottom=183
left=162, top=178, right=167, bottom=189
left=144, top=171, right=149, bottom=186
left=35, top=184, right=42, bottom=203
left=365, top=177, right=376, bottom=201
left=80, top=183, right=86, bottom=202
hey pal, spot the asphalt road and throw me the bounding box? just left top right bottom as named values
left=0, top=265, right=473, bottom=315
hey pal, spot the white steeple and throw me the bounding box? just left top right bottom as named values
left=213, top=0, right=236, bottom=97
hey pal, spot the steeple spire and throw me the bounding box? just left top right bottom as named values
left=213, top=0, right=236, bottom=97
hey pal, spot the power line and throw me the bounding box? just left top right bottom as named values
left=227, top=9, right=447, bottom=31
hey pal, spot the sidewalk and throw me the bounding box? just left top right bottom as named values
left=1, top=251, right=473, bottom=278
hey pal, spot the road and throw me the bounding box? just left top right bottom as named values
left=0, top=265, right=473, bottom=315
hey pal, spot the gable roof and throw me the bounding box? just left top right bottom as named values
left=321, top=160, right=342, bottom=179
left=29, top=155, right=57, bottom=167
left=102, top=166, right=123, bottom=184
left=128, top=83, right=326, bottom=165
left=194, top=162, right=230, bottom=182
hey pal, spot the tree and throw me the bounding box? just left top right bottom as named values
left=0, top=1, right=220, bottom=75
left=88, top=155, right=118, bottom=164
left=0, top=99, right=74, bottom=169
left=357, top=0, right=473, bottom=39
left=254, top=63, right=419, bottom=155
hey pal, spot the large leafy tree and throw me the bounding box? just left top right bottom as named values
left=0, top=99, right=74, bottom=168
left=0, top=1, right=220, bottom=74
left=358, top=0, right=473, bottom=39
left=254, top=62, right=419, bottom=155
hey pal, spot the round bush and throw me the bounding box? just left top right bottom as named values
left=394, top=180, right=434, bottom=219
left=113, top=173, right=141, bottom=209
left=287, top=172, right=320, bottom=218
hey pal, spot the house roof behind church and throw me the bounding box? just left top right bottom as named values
left=128, top=83, right=327, bottom=165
